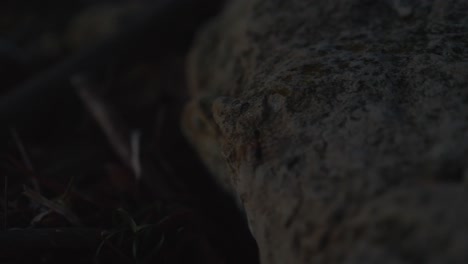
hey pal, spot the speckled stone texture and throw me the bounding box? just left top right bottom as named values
left=182, top=0, right=468, bottom=263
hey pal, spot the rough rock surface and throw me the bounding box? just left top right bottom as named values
left=182, top=0, right=468, bottom=263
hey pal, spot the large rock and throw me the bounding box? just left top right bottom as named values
left=182, top=0, right=468, bottom=263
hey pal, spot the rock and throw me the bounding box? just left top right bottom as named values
left=182, top=0, right=468, bottom=263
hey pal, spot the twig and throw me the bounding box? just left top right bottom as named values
left=73, top=76, right=143, bottom=180
left=72, top=76, right=134, bottom=174
left=10, top=128, right=34, bottom=172
left=10, top=128, right=40, bottom=191
left=74, top=76, right=180, bottom=201
left=130, top=130, right=142, bottom=180
left=3, top=176, right=7, bottom=230
left=23, top=186, right=82, bottom=226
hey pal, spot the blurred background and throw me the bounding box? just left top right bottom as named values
left=0, top=0, right=259, bottom=263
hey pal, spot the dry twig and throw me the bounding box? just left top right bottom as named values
left=72, top=76, right=142, bottom=179
left=23, top=186, right=82, bottom=226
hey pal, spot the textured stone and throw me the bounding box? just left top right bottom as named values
left=182, top=0, right=468, bottom=263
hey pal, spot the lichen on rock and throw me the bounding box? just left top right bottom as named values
left=182, top=0, right=468, bottom=263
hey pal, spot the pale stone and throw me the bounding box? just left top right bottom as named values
left=183, top=0, right=468, bottom=263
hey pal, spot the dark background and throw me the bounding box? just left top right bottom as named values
left=0, top=0, right=259, bottom=263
